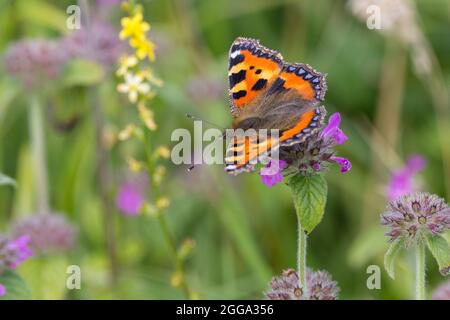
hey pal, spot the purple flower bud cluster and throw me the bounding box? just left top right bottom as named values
left=381, top=192, right=450, bottom=245
left=11, top=213, right=77, bottom=255
left=4, top=40, right=67, bottom=88
left=3, top=19, right=122, bottom=88
left=63, top=20, right=123, bottom=70
left=260, top=111, right=351, bottom=187
left=265, top=268, right=339, bottom=300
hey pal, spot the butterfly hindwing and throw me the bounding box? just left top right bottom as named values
left=225, top=38, right=327, bottom=175
left=224, top=107, right=325, bottom=175
left=228, top=37, right=283, bottom=115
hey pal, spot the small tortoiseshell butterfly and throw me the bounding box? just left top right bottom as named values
left=224, top=37, right=327, bottom=174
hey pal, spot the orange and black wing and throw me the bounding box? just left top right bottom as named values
left=228, top=37, right=283, bottom=115
left=225, top=107, right=325, bottom=175
left=225, top=39, right=327, bottom=175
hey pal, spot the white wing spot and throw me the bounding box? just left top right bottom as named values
left=230, top=50, right=241, bottom=59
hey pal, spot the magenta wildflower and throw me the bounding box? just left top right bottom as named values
left=260, top=160, right=288, bottom=187
left=116, top=182, right=145, bottom=216
left=0, top=234, right=33, bottom=273
left=381, top=192, right=450, bottom=246
left=387, top=155, right=426, bottom=201
left=265, top=268, right=339, bottom=300
left=6, top=235, right=33, bottom=268
left=277, top=109, right=351, bottom=177
left=330, top=156, right=352, bottom=173
left=321, top=112, right=348, bottom=145
left=0, top=284, right=5, bottom=297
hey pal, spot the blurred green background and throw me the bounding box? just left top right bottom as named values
left=1, top=0, right=450, bottom=299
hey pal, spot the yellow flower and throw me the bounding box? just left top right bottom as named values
left=118, top=124, right=138, bottom=141
left=156, top=197, right=170, bottom=209
left=153, top=165, right=166, bottom=185
left=130, top=36, right=155, bottom=61
left=116, top=55, right=138, bottom=77
left=127, top=157, right=142, bottom=172
left=138, top=69, right=163, bottom=87
left=137, top=103, right=157, bottom=131
left=117, top=72, right=151, bottom=103
left=155, top=146, right=170, bottom=159
left=119, top=12, right=150, bottom=40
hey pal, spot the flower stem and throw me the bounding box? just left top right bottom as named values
left=142, top=129, right=191, bottom=299
left=415, top=242, right=426, bottom=300
left=297, top=220, right=308, bottom=298
left=28, top=95, right=50, bottom=214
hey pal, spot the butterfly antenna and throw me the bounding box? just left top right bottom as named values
left=185, top=114, right=232, bottom=172
left=186, top=113, right=225, bottom=130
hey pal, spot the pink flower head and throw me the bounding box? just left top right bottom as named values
left=6, top=235, right=33, bottom=268
left=330, top=156, right=352, bottom=173
left=387, top=154, right=426, bottom=201
left=266, top=268, right=340, bottom=300
left=321, top=113, right=348, bottom=145
left=0, top=284, right=5, bottom=297
left=116, top=182, right=145, bottom=216
left=260, top=160, right=288, bottom=188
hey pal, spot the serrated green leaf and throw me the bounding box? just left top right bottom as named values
left=0, top=173, right=16, bottom=187
left=290, top=174, right=327, bottom=234
left=62, top=59, right=104, bottom=87
left=0, top=270, right=32, bottom=300
left=384, top=237, right=403, bottom=279
left=426, top=235, right=450, bottom=276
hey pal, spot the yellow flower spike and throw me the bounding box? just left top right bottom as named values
left=139, top=69, right=163, bottom=87
left=155, top=146, right=170, bottom=159
left=116, top=55, right=138, bottom=77
left=137, top=103, right=157, bottom=131
left=118, top=124, right=137, bottom=141
left=170, top=272, right=184, bottom=288
left=153, top=165, right=166, bottom=185
left=130, top=36, right=156, bottom=61
left=120, top=12, right=150, bottom=40
left=156, top=197, right=170, bottom=210
left=117, top=72, right=151, bottom=104
left=127, top=157, right=142, bottom=172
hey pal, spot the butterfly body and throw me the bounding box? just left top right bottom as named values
left=225, top=37, right=327, bottom=175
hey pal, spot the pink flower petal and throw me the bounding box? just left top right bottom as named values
left=260, top=160, right=288, bottom=187
left=331, top=156, right=352, bottom=173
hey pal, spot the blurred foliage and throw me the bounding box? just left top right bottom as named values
left=0, top=0, right=450, bottom=299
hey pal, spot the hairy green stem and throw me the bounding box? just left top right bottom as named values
left=29, top=96, right=50, bottom=214
left=297, top=221, right=307, bottom=297
left=415, top=242, right=426, bottom=300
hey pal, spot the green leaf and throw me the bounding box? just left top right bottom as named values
left=62, top=59, right=104, bottom=87
left=0, top=270, right=32, bottom=300
left=384, top=237, right=403, bottom=279
left=426, top=235, right=450, bottom=276
left=0, top=173, right=16, bottom=187
left=290, top=174, right=327, bottom=234
left=17, top=0, right=67, bottom=33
